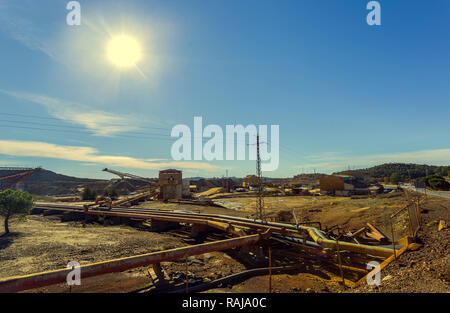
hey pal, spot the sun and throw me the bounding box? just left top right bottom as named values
left=107, top=35, right=142, bottom=68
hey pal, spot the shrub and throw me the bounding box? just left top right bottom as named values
left=103, top=188, right=119, bottom=200
left=81, top=187, right=97, bottom=201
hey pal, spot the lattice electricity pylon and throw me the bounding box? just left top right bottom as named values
left=247, top=134, right=267, bottom=222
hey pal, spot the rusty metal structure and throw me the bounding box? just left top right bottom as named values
left=0, top=188, right=424, bottom=293
left=0, top=167, right=41, bottom=191
left=103, top=168, right=156, bottom=192
left=255, top=134, right=266, bottom=221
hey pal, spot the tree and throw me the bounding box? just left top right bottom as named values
left=390, top=172, right=400, bottom=184
left=418, top=174, right=450, bottom=190
left=103, top=188, right=119, bottom=200
left=0, top=189, right=34, bottom=235
left=81, top=186, right=97, bottom=201
left=436, top=167, right=445, bottom=177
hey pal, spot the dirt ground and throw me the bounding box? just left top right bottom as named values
left=213, top=193, right=409, bottom=233
left=0, top=214, right=251, bottom=293
left=0, top=192, right=448, bottom=293
left=0, top=215, right=184, bottom=278
left=352, top=196, right=449, bottom=293
left=139, top=193, right=409, bottom=232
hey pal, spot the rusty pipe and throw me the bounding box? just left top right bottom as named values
left=307, top=229, right=395, bottom=258
left=34, top=202, right=396, bottom=257
left=0, top=231, right=269, bottom=293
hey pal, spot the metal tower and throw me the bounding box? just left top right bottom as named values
left=256, top=134, right=265, bottom=221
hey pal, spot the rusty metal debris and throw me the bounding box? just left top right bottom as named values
left=0, top=191, right=424, bottom=292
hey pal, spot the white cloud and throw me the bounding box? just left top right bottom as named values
left=295, top=149, right=450, bottom=173
left=0, top=139, right=219, bottom=171
left=0, top=90, right=140, bottom=136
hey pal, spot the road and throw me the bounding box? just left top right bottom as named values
left=403, top=185, right=450, bottom=199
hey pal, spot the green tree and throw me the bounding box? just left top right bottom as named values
left=0, top=189, right=34, bottom=235
left=428, top=177, right=450, bottom=190
left=436, top=167, right=445, bottom=176
left=418, top=174, right=450, bottom=190
left=103, top=188, right=119, bottom=200
left=82, top=187, right=97, bottom=201
left=390, top=172, right=400, bottom=184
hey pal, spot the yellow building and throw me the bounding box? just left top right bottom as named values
left=243, top=175, right=259, bottom=188
left=319, top=175, right=345, bottom=192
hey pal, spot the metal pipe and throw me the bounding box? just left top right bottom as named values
left=0, top=232, right=268, bottom=293
left=307, top=229, right=395, bottom=258
left=34, top=202, right=397, bottom=257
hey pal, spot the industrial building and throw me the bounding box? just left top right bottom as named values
left=158, top=169, right=183, bottom=200
left=320, top=175, right=371, bottom=196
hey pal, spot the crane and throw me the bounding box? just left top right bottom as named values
left=102, top=168, right=156, bottom=192
left=0, top=167, right=41, bottom=191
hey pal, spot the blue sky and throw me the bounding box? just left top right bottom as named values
left=0, top=0, right=449, bottom=179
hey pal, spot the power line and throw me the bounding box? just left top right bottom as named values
left=0, top=112, right=171, bottom=132
left=0, top=119, right=169, bottom=137
left=0, top=119, right=264, bottom=145
left=0, top=125, right=175, bottom=142
left=1, top=113, right=301, bottom=153
left=0, top=114, right=307, bottom=169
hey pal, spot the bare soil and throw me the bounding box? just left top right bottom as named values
left=0, top=215, right=184, bottom=278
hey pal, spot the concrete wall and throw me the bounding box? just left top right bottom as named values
left=182, top=180, right=190, bottom=197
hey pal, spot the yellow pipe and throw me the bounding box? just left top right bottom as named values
left=307, top=229, right=395, bottom=258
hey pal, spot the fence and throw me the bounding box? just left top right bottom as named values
left=389, top=200, right=421, bottom=256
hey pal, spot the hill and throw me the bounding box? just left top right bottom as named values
left=0, top=168, right=107, bottom=196
left=336, top=163, right=450, bottom=180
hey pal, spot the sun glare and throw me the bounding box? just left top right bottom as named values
left=107, top=35, right=142, bottom=68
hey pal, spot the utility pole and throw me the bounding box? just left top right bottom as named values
left=256, top=134, right=265, bottom=221
left=225, top=169, right=229, bottom=193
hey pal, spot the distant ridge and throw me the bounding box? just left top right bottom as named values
left=335, top=163, right=450, bottom=179
left=0, top=168, right=105, bottom=196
